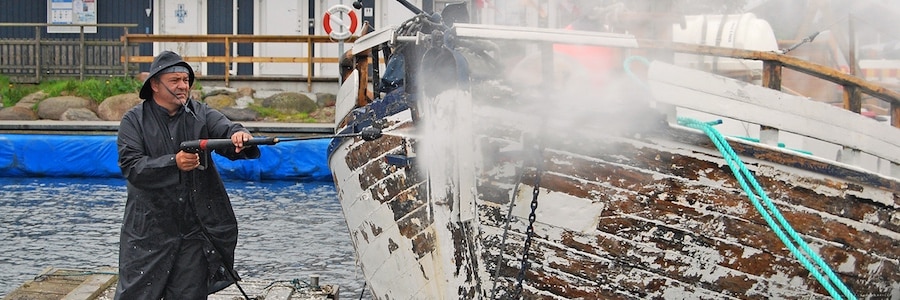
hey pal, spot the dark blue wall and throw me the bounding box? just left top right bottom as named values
left=237, top=0, right=253, bottom=75
left=207, top=0, right=231, bottom=76
left=206, top=0, right=254, bottom=76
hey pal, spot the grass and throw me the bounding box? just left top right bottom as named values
left=0, top=75, right=143, bottom=107
left=248, top=104, right=318, bottom=122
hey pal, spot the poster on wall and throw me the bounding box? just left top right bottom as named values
left=47, top=0, right=97, bottom=33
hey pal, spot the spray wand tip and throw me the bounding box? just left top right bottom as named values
left=361, top=126, right=383, bottom=141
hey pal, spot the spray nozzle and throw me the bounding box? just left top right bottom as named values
left=360, top=126, right=383, bottom=141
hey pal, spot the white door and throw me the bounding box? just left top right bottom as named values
left=255, top=0, right=308, bottom=76
left=379, top=0, right=419, bottom=27
left=155, top=0, right=207, bottom=75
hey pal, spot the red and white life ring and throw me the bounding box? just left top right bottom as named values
left=323, top=4, right=358, bottom=40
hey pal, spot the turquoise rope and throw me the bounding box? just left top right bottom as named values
left=732, top=136, right=814, bottom=155
left=624, top=55, right=651, bottom=89
left=678, top=117, right=855, bottom=300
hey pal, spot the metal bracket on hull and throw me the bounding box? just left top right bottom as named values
left=385, top=154, right=415, bottom=167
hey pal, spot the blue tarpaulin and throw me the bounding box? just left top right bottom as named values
left=0, top=134, right=332, bottom=181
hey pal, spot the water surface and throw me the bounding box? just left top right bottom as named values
left=0, top=177, right=366, bottom=299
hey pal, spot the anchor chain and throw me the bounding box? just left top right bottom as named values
left=513, top=142, right=544, bottom=298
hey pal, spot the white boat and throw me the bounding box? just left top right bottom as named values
left=327, top=2, right=900, bottom=299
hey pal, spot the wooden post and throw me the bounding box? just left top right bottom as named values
left=843, top=86, right=861, bottom=113
left=844, top=16, right=861, bottom=113
left=762, top=61, right=783, bottom=89
left=80, top=26, right=85, bottom=81
left=123, top=27, right=129, bottom=77
left=225, top=36, right=231, bottom=87
left=892, top=102, right=900, bottom=128
left=307, top=36, right=313, bottom=92
left=35, top=26, right=41, bottom=83
left=760, top=60, right=783, bottom=146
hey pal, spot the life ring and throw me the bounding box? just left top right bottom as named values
left=323, top=4, right=358, bottom=40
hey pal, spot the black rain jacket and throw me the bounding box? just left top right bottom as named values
left=115, top=98, right=259, bottom=298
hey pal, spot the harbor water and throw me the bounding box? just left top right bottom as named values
left=0, top=176, right=368, bottom=299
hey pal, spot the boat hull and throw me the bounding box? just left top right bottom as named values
left=329, top=90, right=899, bottom=299
left=327, top=18, right=900, bottom=299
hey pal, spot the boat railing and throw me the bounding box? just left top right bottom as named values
left=451, top=24, right=899, bottom=129
left=640, top=40, right=900, bottom=129
left=641, top=40, right=900, bottom=178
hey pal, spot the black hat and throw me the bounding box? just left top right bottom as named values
left=139, top=51, right=195, bottom=100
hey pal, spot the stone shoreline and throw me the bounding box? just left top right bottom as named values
left=0, top=86, right=338, bottom=125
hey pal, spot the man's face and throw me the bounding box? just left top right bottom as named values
left=151, top=72, right=190, bottom=105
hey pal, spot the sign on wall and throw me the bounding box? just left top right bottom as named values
left=47, top=0, right=97, bottom=33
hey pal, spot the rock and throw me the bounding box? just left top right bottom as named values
left=190, top=90, right=202, bottom=101
left=15, top=91, right=49, bottom=109
left=254, top=90, right=284, bottom=99
left=204, top=87, right=236, bottom=97
left=98, top=93, right=141, bottom=121
left=235, top=95, right=254, bottom=109
left=309, top=106, right=336, bottom=123
left=204, top=94, right=237, bottom=110
left=0, top=106, right=38, bottom=120
left=37, top=96, right=95, bottom=120
left=219, top=107, right=259, bottom=121
left=315, top=92, right=337, bottom=107
left=60, top=108, right=102, bottom=121
left=136, top=72, right=150, bottom=83
left=237, top=87, right=255, bottom=98
left=260, top=92, right=318, bottom=114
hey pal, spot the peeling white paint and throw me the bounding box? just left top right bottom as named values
left=511, top=185, right=605, bottom=234
left=836, top=252, right=858, bottom=274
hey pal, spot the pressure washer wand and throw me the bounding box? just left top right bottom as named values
left=179, top=127, right=383, bottom=153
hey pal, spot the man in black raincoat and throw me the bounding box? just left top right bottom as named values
left=115, top=50, right=259, bottom=299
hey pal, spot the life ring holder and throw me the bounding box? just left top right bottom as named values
left=323, top=4, right=358, bottom=41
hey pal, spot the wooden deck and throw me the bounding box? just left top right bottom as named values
left=3, top=267, right=340, bottom=300
left=4, top=267, right=117, bottom=300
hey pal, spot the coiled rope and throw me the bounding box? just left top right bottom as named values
left=678, top=117, right=855, bottom=300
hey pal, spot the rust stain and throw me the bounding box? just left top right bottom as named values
left=345, top=134, right=404, bottom=170
left=713, top=275, right=756, bottom=298
left=367, top=221, right=383, bottom=237
left=387, top=238, right=399, bottom=253
left=472, top=136, right=898, bottom=298
left=505, top=216, right=815, bottom=298
left=410, top=230, right=435, bottom=259
left=358, top=230, right=369, bottom=243
left=679, top=129, right=900, bottom=192
left=357, top=152, right=404, bottom=191
left=537, top=147, right=900, bottom=263
left=388, top=190, right=427, bottom=221
left=397, top=202, right=432, bottom=238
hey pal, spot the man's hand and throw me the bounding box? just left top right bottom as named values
left=176, top=150, right=201, bottom=171
left=231, top=131, right=253, bottom=153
